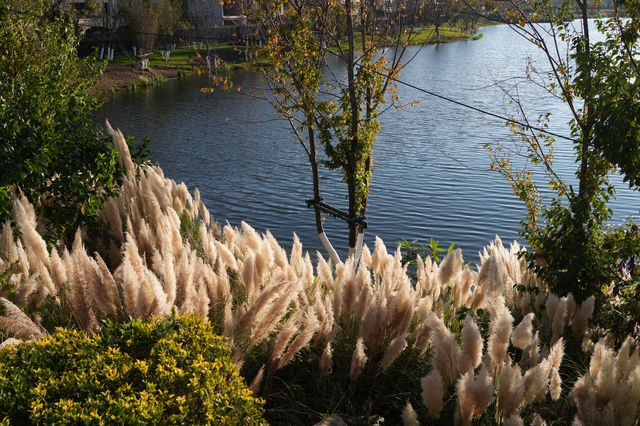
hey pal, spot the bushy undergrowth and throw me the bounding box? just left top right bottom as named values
left=0, top=125, right=639, bottom=425
left=0, top=315, right=265, bottom=425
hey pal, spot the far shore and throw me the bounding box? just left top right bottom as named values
left=94, top=24, right=485, bottom=98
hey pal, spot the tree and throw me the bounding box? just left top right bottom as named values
left=476, top=0, right=640, bottom=308
left=0, top=0, right=121, bottom=246
left=123, top=0, right=161, bottom=52
left=422, top=0, right=460, bottom=43
left=223, top=0, right=422, bottom=263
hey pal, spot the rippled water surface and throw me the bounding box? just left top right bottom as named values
left=96, top=22, right=639, bottom=263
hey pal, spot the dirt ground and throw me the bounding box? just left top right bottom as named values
left=94, top=64, right=189, bottom=97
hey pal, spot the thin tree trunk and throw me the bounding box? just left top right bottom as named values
left=576, top=1, right=593, bottom=235
left=345, top=0, right=360, bottom=252
left=309, top=127, right=340, bottom=264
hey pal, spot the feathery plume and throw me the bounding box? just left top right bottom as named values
left=236, top=280, right=289, bottom=337
left=518, top=294, right=531, bottom=315
left=319, top=342, right=333, bottom=376
left=350, top=338, right=368, bottom=383
left=487, top=303, right=513, bottom=373
left=0, top=297, right=44, bottom=339
left=250, top=364, right=265, bottom=394
left=549, top=368, right=562, bottom=400
left=503, top=414, right=524, bottom=426
left=511, top=313, right=534, bottom=350
left=459, top=314, right=483, bottom=375
left=428, top=311, right=460, bottom=385
left=456, top=367, right=494, bottom=426
left=438, top=248, right=463, bottom=286
left=551, top=297, right=568, bottom=344
left=532, top=413, right=547, bottom=426
left=421, top=368, right=444, bottom=419
left=401, top=401, right=419, bottom=426
left=381, top=332, right=408, bottom=369
left=13, top=195, right=49, bottom=269
left=106, top=121, right=135, bottom=174
left=251, top=283, right=299, bottom=344
left=522, top=364, right=548, bottom=406
left=496, top=361, right=524, bottom=419
left=572, top=296, right=595, bottom=340
left=534, top=291, right=547, bottom=312
left=545, top=294, right=560, bottom=322
left=270, top=310, right=302, bottom=367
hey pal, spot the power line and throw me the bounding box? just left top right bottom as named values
left=320, top=47, right=578, bottom=143
left=382, top=71, right=577, bottom=142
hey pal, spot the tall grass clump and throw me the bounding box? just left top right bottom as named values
left=0, top=123, right=638, bottom=424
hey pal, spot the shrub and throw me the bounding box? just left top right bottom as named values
left=0, top=315, right=266, bottom=425
left=0, top=1, right=123, bottom=246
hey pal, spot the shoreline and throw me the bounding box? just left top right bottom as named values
left=94, top=25, right=484, bottom=98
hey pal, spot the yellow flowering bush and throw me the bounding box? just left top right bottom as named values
left=0, top=315, right=265, bottom=425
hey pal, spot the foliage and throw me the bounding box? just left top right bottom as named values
left=0, top=0, right=121, bottom=246
left=245, top=342, right=432, bottom=425
left=2, top=138, right=639, bottom=424
left=122, top=0, right=183, bottom=52
left=122, top=0, right=161, bottom=52
left=589, top=0, right=640, bottom=188
left=0, top=315, right=266, bottom=425
left=220, top=0, right=422, bottom=262
left=482, top=0, right=640, bottom=308
left=398, top=238, right=456, bottom=265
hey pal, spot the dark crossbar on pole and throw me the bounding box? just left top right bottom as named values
left=305, top=198, right=367, bottom=228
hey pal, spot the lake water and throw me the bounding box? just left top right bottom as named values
left=96, top=22, right=639, bottom=264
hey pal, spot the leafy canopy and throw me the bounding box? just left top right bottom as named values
left=0, top=0, right=120, bottom=245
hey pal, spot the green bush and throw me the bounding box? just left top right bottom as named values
left=0, top=315, right=266, bottom=425
left=0, top=1, right=121, bottom=246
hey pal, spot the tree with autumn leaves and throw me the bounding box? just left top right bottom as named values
left=231, top=0, right=423, bottom=263
left=478, top=0, right=640, bottom=336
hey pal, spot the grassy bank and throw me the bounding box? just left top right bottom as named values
left=95, top=43, right=247, bottom=97
left=96, top=23, right=487, bottom=97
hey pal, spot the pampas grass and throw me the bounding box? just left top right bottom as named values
left=459, top=314, right=483, bottom=375
left=1, top=123, right=639, bottom=425
left=421, top=368, right=444, bottom=418
left=350, top=337, right=368, bottom=383
left=401, top=400, right=419, bottom=426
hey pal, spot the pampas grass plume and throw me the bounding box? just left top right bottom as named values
left=319, top=342, right=333, bottom=375
left=497, top=361, right=524, bottom=419
left=546, top=293, right=560, bottom=321
left=532, top=413, right=547, bottom=426
left=0, top=297, right=44, bottom=339
left=503, top=414, right=524, bottom=426
left=459, top=314, right=483, bottom=375
left=401, top=401, right=419, bottom=426
left=522, top=364, right=548, bottom=406
left=551, top=297, right=568, bottom=344
left=421, top=368, right=444, bottom=419
left=511, top=312, right=534, bottom=350
left=457, top=366, right=494, bottom=425
left=572, top=296, right=595, bottom=340
left=381, top=332, right=408, bottom=369
left=277, top=312, right=320, bottom=369
left=250, top=364, right=265, bottom=394
left=438, top=248, right=462, bottom=286
left=487, top=303, right=513, bottom=372
left=350, top=337, right=368, bottom=383
left=549, top=368, right=562, bottom=400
